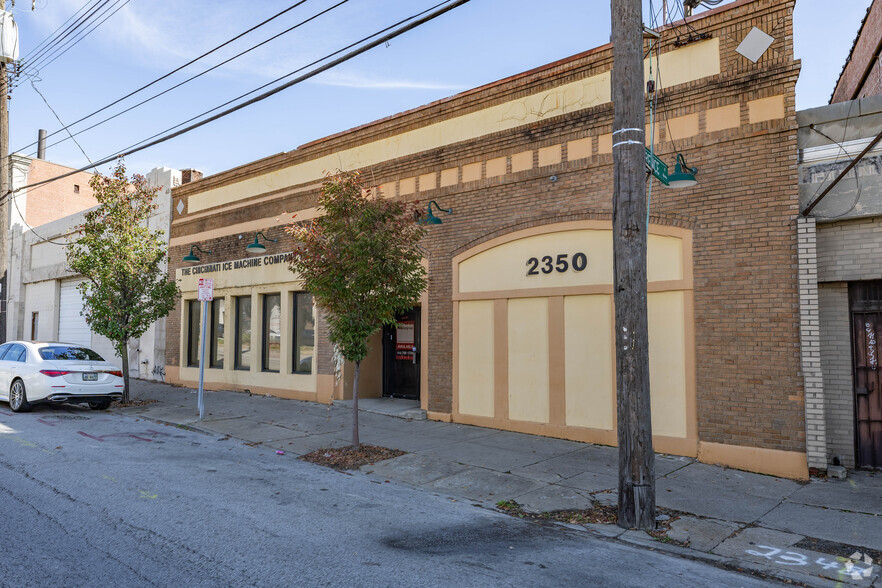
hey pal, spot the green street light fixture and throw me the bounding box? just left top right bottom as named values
left=183, top=245, right=211, bottom=264
left=666, top=153, right=698, bottom=188
left=245, top=231, right=277, bottom=255
left=419, top=200, right=452, bottom=225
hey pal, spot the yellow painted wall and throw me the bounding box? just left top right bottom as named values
left=459, top=230, right=614, bottom=293
left=648, top=290, right=688, bottom=438
left=647, top=234, right=683, bottom=282
left=508, top=297, right=550, bottom=423
left=564, top=294, right=614, bottom=430
left=457, top=300, right=495, bottom=417
left=186, top=39, right=721, bottom=214
left=648, top=38, right=720, bottom=89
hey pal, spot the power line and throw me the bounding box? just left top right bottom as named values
left=19, top=0, right=101, bottom=61
left=32, top=0, right=348, bottom=157
left=26, top=72, right=98, bottom=171
left=19, top=0, right=130, bottom=78
left=105, top=0, right=457, bottom=160
left=7, top=0, right=471, bottom=198
left=20, top=0, right=112, bottom=71
left=14, top=0, right=313, bottom=154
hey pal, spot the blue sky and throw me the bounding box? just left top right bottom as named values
left=5, top=0, right=870, bottom=179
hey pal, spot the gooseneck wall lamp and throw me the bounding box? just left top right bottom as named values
left=666, top=153, right=698, bottom=189
left=245, top=231, right=277, bottom=255
left=183, top=245, right=211, bottom=264
left=419, top=200, right=452, bottom=225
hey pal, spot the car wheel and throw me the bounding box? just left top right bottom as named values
left=88, top=401, right=111, bottom=411
left=9, top=379, right=31, bottom=413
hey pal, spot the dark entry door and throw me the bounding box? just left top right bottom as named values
left=382, top=309, right=420, bottom=400
left=852, top=311, right=882, bottom=468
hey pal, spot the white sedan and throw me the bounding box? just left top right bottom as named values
left=0, top=341, right=124, bottom=412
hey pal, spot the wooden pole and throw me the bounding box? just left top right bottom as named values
left=0, top=62, right=8, bottom=344
left=610, top=0, right=656, bottom=530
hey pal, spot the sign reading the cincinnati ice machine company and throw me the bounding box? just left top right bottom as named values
left=180, top=253, right=293, bottom=276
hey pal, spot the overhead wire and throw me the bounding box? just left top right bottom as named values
left=18, top=0, right=106, bottom=65
left=14, top=0, right=314, bottom=153
left=25, top=71, right=98, bottom=172
left=7, top=0, right=473, bottom=199
left=18, top=0, right=132, bottom=78
left=83, top=0, right=460, bottom=160
left=19, top=0, right=102, bottom=62
left=31, top=0, right=348, bottom=158
left=806, top=100, right=863, bottom=219
left=18, top=0, right=113, bottom=74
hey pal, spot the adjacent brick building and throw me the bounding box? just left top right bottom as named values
left=831, top=0, right=882, bottom=104
left=166, top=0, right=809, bottom=478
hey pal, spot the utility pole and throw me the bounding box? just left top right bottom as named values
left=0, top=47, right=8, bottom=344
left=610, top=0, right=656, bottom=530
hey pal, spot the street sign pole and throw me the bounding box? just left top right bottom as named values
left=198, top=301, right=208, bottom=420
left=196, top=278, right=214, bottom=420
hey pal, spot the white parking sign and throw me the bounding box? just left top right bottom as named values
left=197, top=278, right=214, bottom=301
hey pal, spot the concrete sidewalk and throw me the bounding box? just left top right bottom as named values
left=120, top=379, right=882, bottom=587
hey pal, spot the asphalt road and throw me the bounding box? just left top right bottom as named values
left=0, top=403, right=777, bottom=587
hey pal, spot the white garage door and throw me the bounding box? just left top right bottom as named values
left=58, top=279, right=91, bottom=346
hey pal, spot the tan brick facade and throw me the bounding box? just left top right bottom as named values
left=166, top=0, right=807, bottom=477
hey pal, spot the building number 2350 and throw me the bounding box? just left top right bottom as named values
left=526, top=253, right=587, bottom=276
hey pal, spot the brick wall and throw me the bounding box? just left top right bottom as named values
left=814, top=216, right=882, bottom=468
left=817, top=216, right=882, bottom=282
left=797, top=216, right=827, bottom=469
left=24, top=160, right=96, bottom=227
left=166, top=0, right=807, bottom=454
left=818, top=282, right=855, bottom=467
left=831, top=0, right=882, bottom=103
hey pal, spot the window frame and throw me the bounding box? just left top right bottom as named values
left=292, top=292, right=314, bottom=375
left=261, top=293, right=282, bottom=373
left=234, top=295, right=252, bottom=371
left=186, top=299, right=201, bottom=368
left=209, top=298, right=225, bottom=369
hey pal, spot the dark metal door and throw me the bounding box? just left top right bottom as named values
left=382, top=309, right=420, bottom=400
left=852, top=312, right=882, bottom=468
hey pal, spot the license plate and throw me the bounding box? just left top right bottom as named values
left=82, top=373, right=98, bottom=382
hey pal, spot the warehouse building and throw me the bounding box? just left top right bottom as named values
left=167, top=0, right=810, bottom=478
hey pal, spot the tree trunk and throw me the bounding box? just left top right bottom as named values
left=351, top=360, right=361, bottom=449
left=611, top=0, right=656, bottom=530
left=120, top=339, right=130, bottom=404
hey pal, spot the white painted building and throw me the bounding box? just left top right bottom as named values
left=6, top=158, right=183, bottom=381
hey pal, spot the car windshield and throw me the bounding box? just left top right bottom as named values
left=39, top=346, right=105, bottom=361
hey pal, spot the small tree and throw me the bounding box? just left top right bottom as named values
left=66, top=159, right=179, bottom=403
left=287, top=171, right=427, bottom=448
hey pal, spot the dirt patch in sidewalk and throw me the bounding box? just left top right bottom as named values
left=300, top=445, right=406, bottom=471
left=495, top=499, right=686, bottom=544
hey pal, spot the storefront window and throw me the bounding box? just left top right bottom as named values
left=209, top=298, right=225, bottom=368
left=293, top=292, right=314, bottom=374
left=187, top=299, right=201, bottom=367
left=262, top=294, right=281, bottom=372
left=235, top=296, right=251, bottom=370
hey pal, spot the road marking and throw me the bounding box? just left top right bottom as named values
left=138, top=490, right=158, bottom=499
left=746, top=545, right=875, bottom=581
left=37, top=418, right=56, bottom=427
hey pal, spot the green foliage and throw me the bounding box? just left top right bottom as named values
left=66, top=159, right=180, bottom=400
left=286, top=170, right=427, bottom=364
